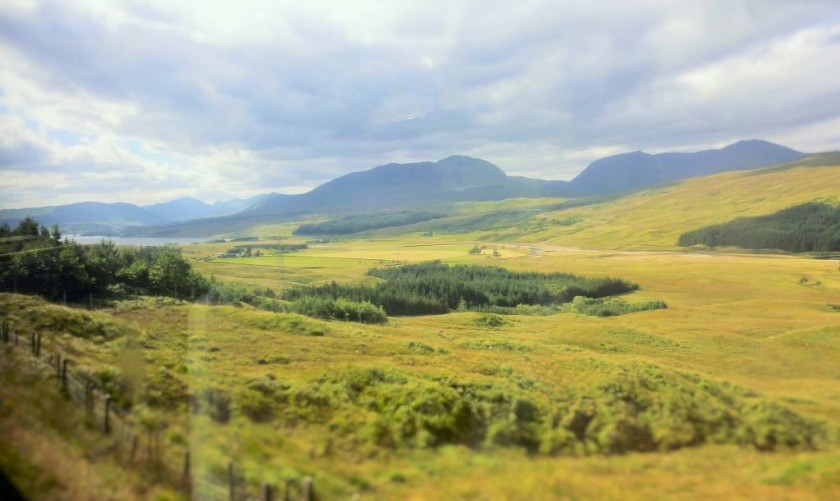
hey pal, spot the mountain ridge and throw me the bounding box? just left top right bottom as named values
left=0, top=140, right=810, bottom=236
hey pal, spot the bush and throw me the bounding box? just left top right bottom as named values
left=263, top=363, right=828, bottom=455
left=196, top=387, right=232, bottom=424
left=289, top=297, right=387, bottom=324
left=474, top=313, right=506, bottom=327
left=570, top=296, right=667, bottom=317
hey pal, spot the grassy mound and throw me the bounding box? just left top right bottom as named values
left=0, top=293, right=136, bottom=342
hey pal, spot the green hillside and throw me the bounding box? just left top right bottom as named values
left=417, top=156, right=840, bottom=250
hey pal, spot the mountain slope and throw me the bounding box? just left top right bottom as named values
left=242, top=140, right=806, bottom=218
left=1, top=140, right=812, bottom=237
left=472, top=153, right=840, bottom=250
left=248, top=155, right=512, bottom=215
left=568, top=140, right=806, bottom=195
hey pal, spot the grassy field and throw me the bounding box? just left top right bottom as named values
left=3, top=235, right=840, bottom=499
left=2, top=162, right=840, bottom=499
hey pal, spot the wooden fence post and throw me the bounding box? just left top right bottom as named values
left=129, top=434, right=139, bottom=464
left=181, top=450, right=190, bottom=487
left=262, top=483, right=273, bottom=501
left=30, top=332, right=35, bottom=355
left=228, top=462, right=235, bottom=501
left=61, top=358, right=69, bottom=390
left=35, top=332, right=41, bottom=357
left=284, top=479, right=293, bottom=501
left=302, top=476, right=313, bottom=501
left=104, top=395, right=111, bottom=434
left=85, top=383, right=93, bottom=414
left=55, top=353, right=61, bottom=378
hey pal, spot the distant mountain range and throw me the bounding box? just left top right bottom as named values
left=0, top=140, right=809, bottom=236
left=0, top=196, right=263, bottom=235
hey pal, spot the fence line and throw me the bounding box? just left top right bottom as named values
left=1, top=318, right=315, bottom=501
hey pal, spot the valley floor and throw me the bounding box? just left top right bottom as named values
left=2, top=235, right=840, bottom=499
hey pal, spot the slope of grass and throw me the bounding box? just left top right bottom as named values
left=397, top=161, right=840, bottom=250
left=531, top=162, right=840, bottom=250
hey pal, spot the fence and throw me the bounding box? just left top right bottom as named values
left=0, top=318, right=315, bottom=501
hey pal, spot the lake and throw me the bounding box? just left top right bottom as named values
left=66, top=236, right=211, bottom=246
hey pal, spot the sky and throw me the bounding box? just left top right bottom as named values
left=1, top=0, right=839, bottom=208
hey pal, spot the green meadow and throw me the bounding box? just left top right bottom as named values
left=2, top=161, right=840, bottom=500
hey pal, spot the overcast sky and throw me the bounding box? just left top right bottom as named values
left=1, top=0, right=839, bottom=208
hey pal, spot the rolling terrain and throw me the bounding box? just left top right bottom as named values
left=1, top=152, right=840, bottom=500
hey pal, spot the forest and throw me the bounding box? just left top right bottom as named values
left=678, top=202, right=840, bottom=252
left=0, top=217, right=210, bottom=301
left=282, top=261, right=638, bottom=316
left=292, top=211, right=444, bottom=235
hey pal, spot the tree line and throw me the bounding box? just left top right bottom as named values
left=282, top=261, right=638, bottom=316
left=678, top=202, right=840, bottom=252
left=0, top=217, right=210, bottom=301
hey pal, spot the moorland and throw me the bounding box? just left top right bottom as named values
left=1, top=151, right=839, bottom=500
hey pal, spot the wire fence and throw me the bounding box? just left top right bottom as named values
left=0, top=318, right=315, bottom=501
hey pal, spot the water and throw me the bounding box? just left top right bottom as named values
left=66, top=235, right=211, bottom=246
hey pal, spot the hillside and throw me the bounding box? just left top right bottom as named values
left=441, top=154, right=840, bottom=250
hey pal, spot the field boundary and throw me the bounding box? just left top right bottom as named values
left=0, top=318, right=315, bottom=501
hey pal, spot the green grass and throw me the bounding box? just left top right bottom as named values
left=3, top=232, right=840, bottom=498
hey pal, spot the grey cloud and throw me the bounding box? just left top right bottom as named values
left=0, top=139, right=48, bottom=168
left=0, top=1, right=838, bottom=206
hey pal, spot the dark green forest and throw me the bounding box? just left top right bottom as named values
left=293, top=211, right=444, bottom=235
left=282, top=261, right=638, bottom=316
left=0, top=217, right=210, bottom=301
left=678, top=202, right=840, bottom=252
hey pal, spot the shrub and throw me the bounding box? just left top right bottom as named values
left=474, top=313, right=506, bottom=327
left=570, top=296, right=667, bottom=317
left=196, top=387, right=232, bottom=424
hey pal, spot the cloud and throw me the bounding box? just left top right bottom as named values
left=0, top=0, right=838, bottom=207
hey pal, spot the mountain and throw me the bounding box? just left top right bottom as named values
left=247, top=155, right=512, bottom=215
left=568, top=139, right=805, bottom=195
left=241, top=141, right=804, bottom=218
left=1, top=140, right=811, bottom=236
left=0, top=202, right=165, bottom=235
left=142, top=196, right=256, bottom=222
left=143, top=197, right=214, bottom=222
